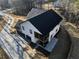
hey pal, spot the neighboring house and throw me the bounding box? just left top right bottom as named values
left=16, top=8, right=63, bottom=53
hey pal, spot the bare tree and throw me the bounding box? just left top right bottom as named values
left=0, top=0, right=10, bottom=10
left=11, top=0, right=34, bottom=15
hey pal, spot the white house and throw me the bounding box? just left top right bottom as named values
left=16, top=8, right=63, bottom=52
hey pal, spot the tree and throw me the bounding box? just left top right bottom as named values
left=48, top=0, right=58, bottom=2
left=11, top=0, right=34, bottom=15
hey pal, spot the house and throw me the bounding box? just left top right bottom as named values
left=16, top=8, right=63, bottom=53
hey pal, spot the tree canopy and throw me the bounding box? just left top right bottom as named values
left=48, top=0, right=58, bottom=2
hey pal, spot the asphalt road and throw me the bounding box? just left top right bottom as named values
left=49, top=26, right=71, bottom=59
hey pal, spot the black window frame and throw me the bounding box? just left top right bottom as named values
left=29, top=29, right=32, bottom=34
left=22, top=26, right=25, bottom=31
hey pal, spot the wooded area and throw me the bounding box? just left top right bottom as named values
left=57, top=0, right=79, bottom=28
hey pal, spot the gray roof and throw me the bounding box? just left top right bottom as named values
left=27, top=8, right=46, bottom=19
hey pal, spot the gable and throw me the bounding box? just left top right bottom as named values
left=21, top=21, right=42, bottom=35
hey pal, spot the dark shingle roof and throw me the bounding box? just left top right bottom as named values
left=29, top=9, right=63, bottom=36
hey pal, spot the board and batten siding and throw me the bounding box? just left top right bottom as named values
left=20, top=21, right=41, bottom=43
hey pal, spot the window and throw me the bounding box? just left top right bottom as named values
left=51, top=35, right=52, bottom=39
left=22, top=26, right=25, bottom=30
left=51, top=34, right=53, bottom=39
left=56, top=29, right=58, bottom=32
left=29, top=29, right=32, bottom=34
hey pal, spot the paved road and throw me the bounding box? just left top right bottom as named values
left=49, top=26, right=71, bottom=59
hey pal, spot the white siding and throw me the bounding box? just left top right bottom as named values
left=21, top=21, right=42, bottom=43
left=49, top=24, right=60, bottom=42
left=20, top=21, right=61, bottom=43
